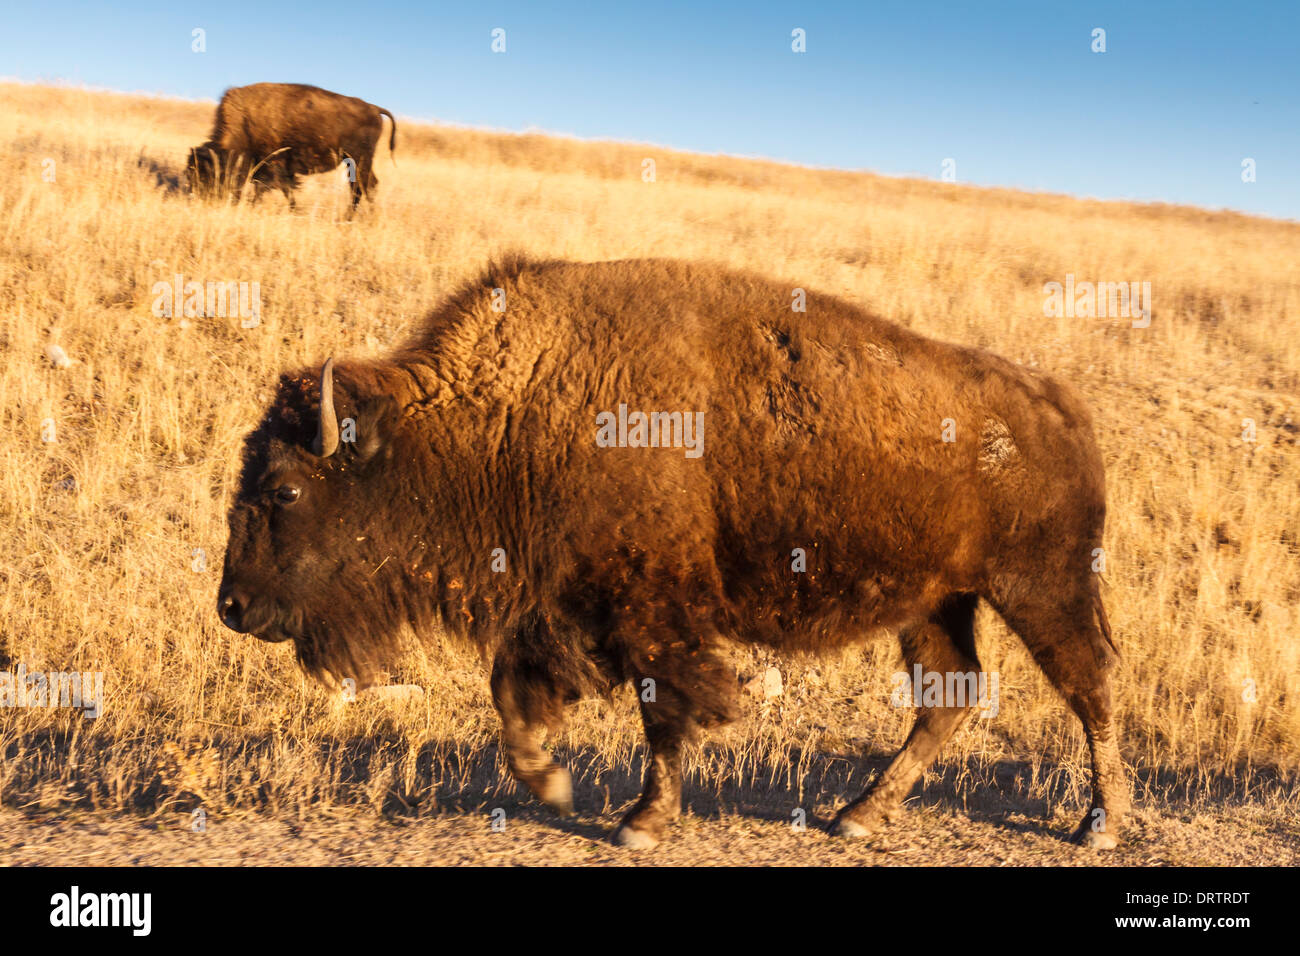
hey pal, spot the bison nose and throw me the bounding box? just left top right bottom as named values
left=218, top=588, right=249, bottom=632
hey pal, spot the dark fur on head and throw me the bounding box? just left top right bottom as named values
left=186, top=142, right=234, bottom=198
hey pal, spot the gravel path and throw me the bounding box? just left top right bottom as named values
left=3, top=803, right=1294, bottom=866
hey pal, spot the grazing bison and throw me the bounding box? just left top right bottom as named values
left=217, top=256, right=1127, bottom=850
left=187, top=82, right=396, bottom=210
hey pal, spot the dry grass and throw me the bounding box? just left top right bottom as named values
left=1, top=82, right=1297, bottom=830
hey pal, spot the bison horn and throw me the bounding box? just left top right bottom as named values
left=313, top=357, right=340, bottom=457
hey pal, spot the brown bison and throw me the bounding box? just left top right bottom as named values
left=217, top=256, right=1128, bottom=850
left=187, top=82, right=396, bottom=210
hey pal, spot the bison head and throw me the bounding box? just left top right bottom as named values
left=217, top=359, right=413, bottom=684
left=186, top=143, right=232, bottom=199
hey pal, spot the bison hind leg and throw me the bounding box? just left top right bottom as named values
left=991, top=584, right=1128, bottom=849
left=347, top=165, right=376, bottom=216
left=831, top=592, right=982, bottom=840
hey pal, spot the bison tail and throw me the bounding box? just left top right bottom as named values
left=1092, top=580, right=1119, bottom=660
left=379, top=108, right=397, bottom=163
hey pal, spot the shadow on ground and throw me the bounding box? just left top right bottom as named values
left=136, top=152, right=184, bottom=194
left=4, top=727, right=1292, bottom=846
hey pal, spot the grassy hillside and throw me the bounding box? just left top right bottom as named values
left=1, top=82, right=1297, bottom=827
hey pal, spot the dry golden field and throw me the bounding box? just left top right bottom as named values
left=0, top=82, right=1297, bottom=864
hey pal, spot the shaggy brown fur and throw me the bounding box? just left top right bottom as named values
left=187, top=82, right=396, bottom=211
left=218, top=256, right=1128, bottom=850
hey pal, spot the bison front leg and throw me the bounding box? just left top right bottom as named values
left=832, top=593, right=982, bottom=840
left=248, top=178, right=272, bottom=205
left=615, top=638, right=737, bottom=850
left=614, top=677, right=687, bottom=850
left=489, top=649, right=574, bottom=815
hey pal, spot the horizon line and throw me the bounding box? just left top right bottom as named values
left=5, top=76, right=1296, bottom=227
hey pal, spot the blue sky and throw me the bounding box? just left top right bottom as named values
left=4, top=1, right=1297, bottom=219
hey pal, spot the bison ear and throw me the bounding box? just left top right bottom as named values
left=349, top=392, right=400, bottom=462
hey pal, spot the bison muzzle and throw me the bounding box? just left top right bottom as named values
left=217, top=256, right=1128, bottom=850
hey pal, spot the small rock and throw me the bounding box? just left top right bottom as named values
left=45, top=344, right=73, bottom=369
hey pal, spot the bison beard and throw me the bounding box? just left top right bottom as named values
left=218, top=255, right=1129, bottom=850
left=187, top=82, right=396, bottom=212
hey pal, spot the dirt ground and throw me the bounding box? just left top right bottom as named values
left=2, top=801, right=1295, bottom=867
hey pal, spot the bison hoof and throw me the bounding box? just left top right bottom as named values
left=613, top=825, right=660, bottom=851
left=829, top=815, right=876, bottom=840
left=537, top=767, right=574, bottom=816
left=830, top=803, right=894, bottom=839
left=1071, top=824, right=1119, bottom=850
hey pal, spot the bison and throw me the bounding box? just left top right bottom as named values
left=217, top=256, right=1128, bottom=850
left=187, top=82, right=396, bottom=211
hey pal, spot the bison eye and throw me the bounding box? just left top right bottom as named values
left=274, top=485, right=301, bottom=505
